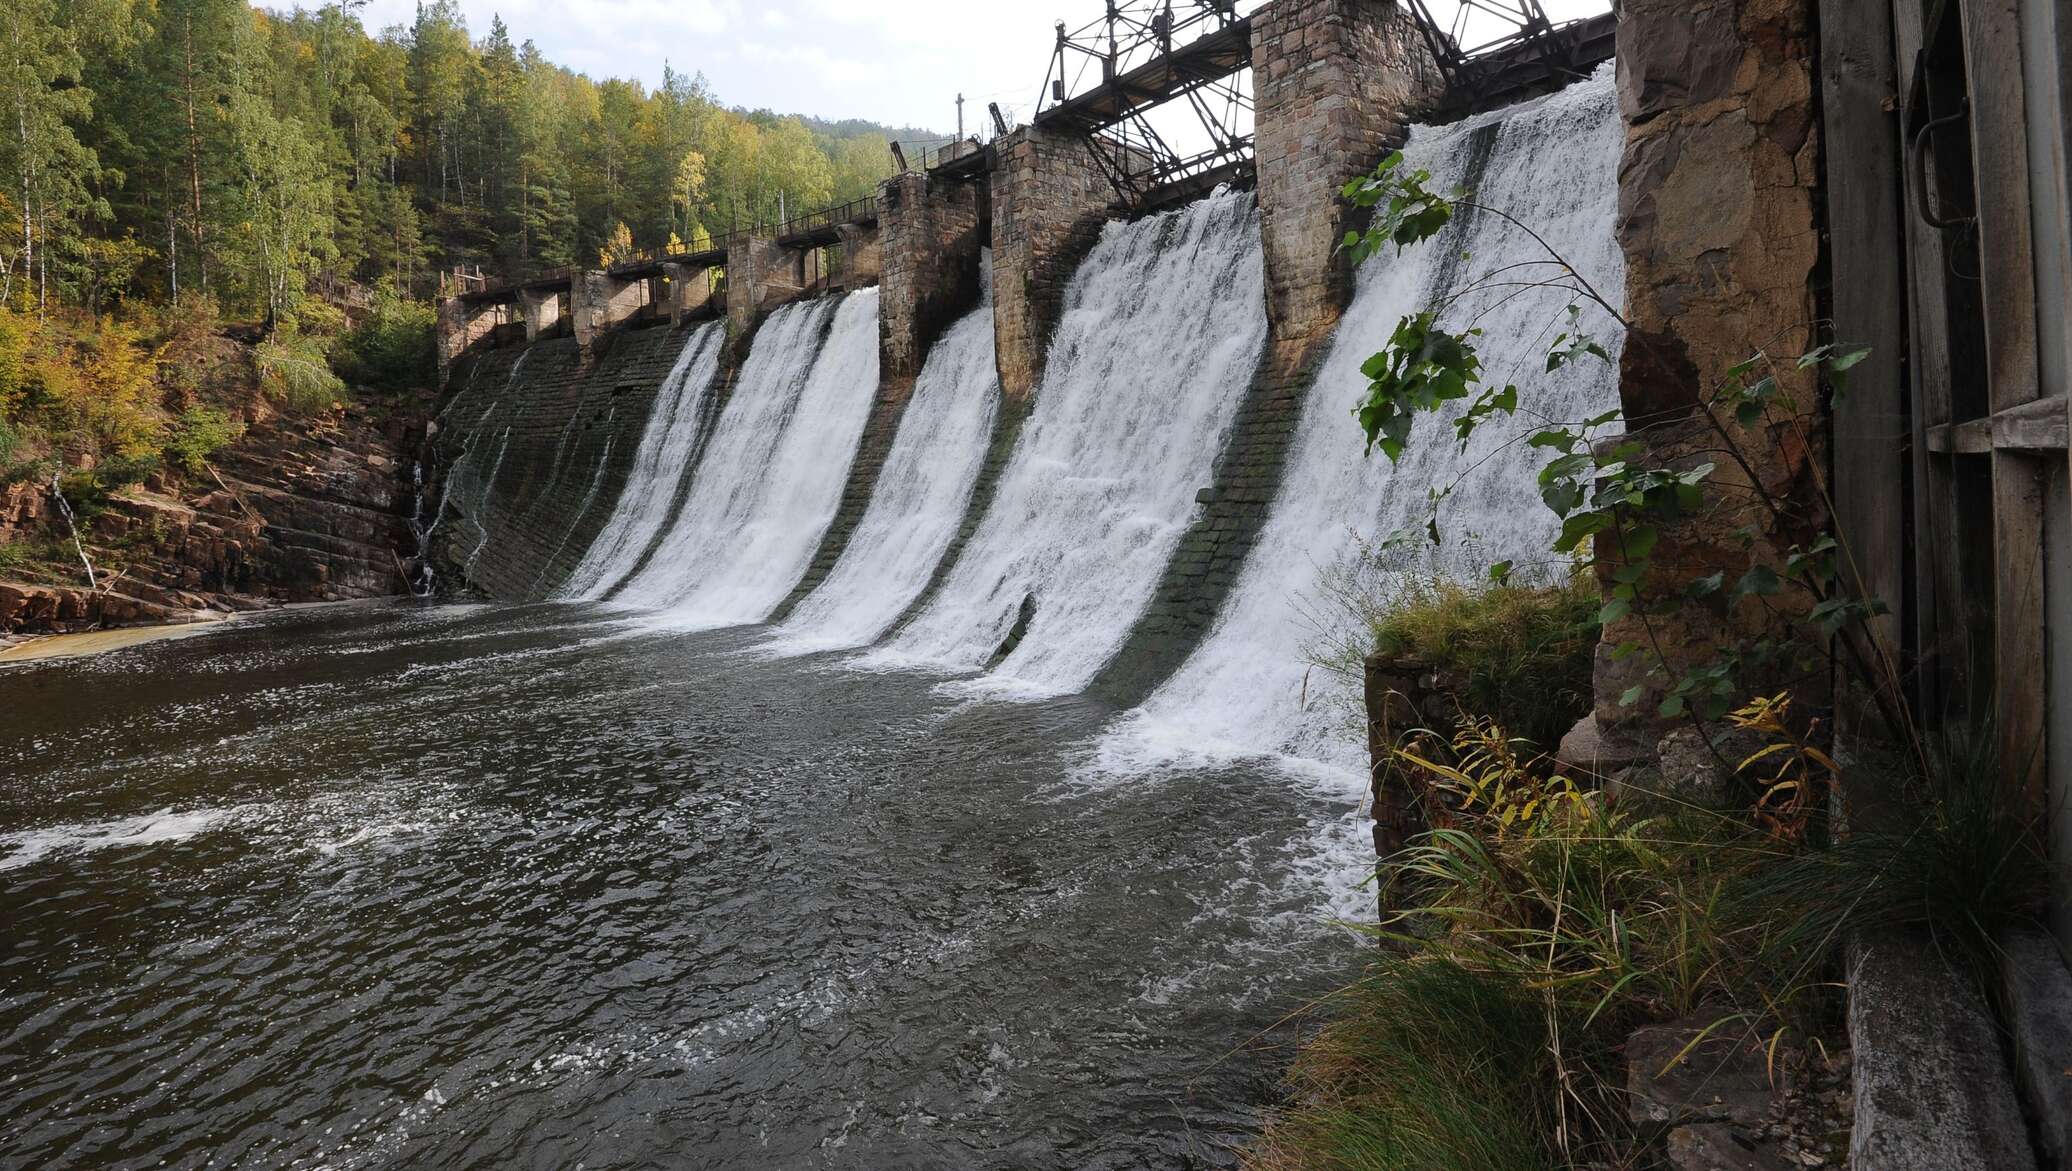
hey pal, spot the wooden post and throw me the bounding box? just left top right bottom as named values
left=1820, top=0, right=1910, bottom=727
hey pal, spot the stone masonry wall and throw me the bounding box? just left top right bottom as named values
left=727, top=237, right=806, bottom=358
left=571, top=271, right=647, bottom=353
left=432, top=323, right=696, bottom=599
left=989, top=125, right=1117, bottom=401
left=1095, top=0, right=1442, bottom=705
left=436, top=297, right=505, bottom=383
left=1590, top=0, right=1825, bottom=761
left=877, top=171, right=985, bottom=385
left=1253, top=0, right=1445, bottom=353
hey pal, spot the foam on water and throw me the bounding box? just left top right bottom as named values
left=0, top=809, right=229, bottom=872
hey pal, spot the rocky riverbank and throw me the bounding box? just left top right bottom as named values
left=1, top=400, right=423, bottom=639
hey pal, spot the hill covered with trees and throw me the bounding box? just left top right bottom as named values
left=0, top=0, right=944, bottom=604
left=5, top=0, right=943, bottom=315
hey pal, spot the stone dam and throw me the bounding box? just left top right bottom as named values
left=426, top=0, right=1630, bottom=727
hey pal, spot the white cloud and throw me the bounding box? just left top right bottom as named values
left=263, top=0, right=1612, bottom=133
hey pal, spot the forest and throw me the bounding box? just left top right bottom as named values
left=0, top=0, right=936, bottom=507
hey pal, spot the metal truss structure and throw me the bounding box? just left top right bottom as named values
left=1406, top=0, right=1612, bottom=97
left=1034, top=1, right=1257, bottom=207
left=1030, top=0, right=1613, bottom=207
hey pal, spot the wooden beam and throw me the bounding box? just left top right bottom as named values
left=1927, top=418, right=1994, bottom=453
left=1963, top=0, right=2050, bottom=805
left=1966, top=0, right=2044, bottom=413
left=1993, top=394, right=2071, bottom=451
left=1896, top=0, right=1967, bottom=713
left=1822, top=0, right=1910, bottom=682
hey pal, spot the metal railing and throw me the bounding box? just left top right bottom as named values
left=459, top=195, right=884, bottom=301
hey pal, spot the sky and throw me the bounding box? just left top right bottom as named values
left=295, top=0, right=1613, bottom=135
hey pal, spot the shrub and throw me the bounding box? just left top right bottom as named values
left=1309, top=545, right=1600, bottom=748
left=256, top=330, right=347, bottom=415
left=165, top=406, right=246, bottom=475
left=331, top=283, right=436, bottom=393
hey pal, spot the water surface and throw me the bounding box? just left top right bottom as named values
left=2, top=602, right=1369, bottom=1170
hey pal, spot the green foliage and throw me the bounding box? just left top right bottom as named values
left=1337, top=150, right=1894, bottom=734
left=331, top=284, right=436, bottom=392
left=255, top=330, right=346, bottom=415
left=164, top=405, right=244, bottom=473
left=1368, top=573, right=1600, bottom=748
left=7, top=0, right=917, bottom=319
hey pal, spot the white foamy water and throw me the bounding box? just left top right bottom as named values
left=559, top=322, right=728, bottom=600
left=1102, top=69, right=1628, bottom=777
left=0, top=809, right=228, bottom=872
left=769, top=277, right=1000, bottom=654
left=865, top=189, right=1267, bottom=696
left=614, top=289, right=882, bottom=626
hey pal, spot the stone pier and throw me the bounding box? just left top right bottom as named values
left=1254, top=0, right=1446, bottom=367
left=877, top=171, right=986, bottom=385
left=570, top=270, right=647, bottom=354
left=987, top=124, right=1117, bottom=401
left=836, top=223, right=884, bottom=290
left=726, top=236, right=807, bottom=345
left=520, top=287, right=563, bottom=341
left=662, top=262, right=717, bottom=324
left=435, top=297, right=505, bottom=381
left=1587, top=0, right=1824, bottom=760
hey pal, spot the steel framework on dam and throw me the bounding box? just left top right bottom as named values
left=1036, top=1, right=1256, bottom=206
left=1031, top=0, right=1615, bottom=207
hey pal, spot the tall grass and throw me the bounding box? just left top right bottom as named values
left=1303, top=539, right=1599, bottom=748
left=1251, top=711, right=2043, bottom=1171
left=1251, top=957, right=1560, bottom=1171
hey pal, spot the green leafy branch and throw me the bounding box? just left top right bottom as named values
left=1338, top=151, right=1900, bottom=740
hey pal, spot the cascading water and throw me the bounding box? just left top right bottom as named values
left=611, top=289, right=881, bottom=626
left=558, top=321, right=728, bottom=600
left=1103, top=68, right=1627, bottom=775
left=865, top=188, right=1267, bottom=697
left=768, top=262, right=1001, bottom=654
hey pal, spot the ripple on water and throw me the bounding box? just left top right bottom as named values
left=1, top=601, right=1369, bottom=1170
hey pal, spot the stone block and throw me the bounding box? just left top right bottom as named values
left=2000, top=927, right=2072, bottom=1167
left=1848, top=932, right=2036, bottom=1171
left=1252, top=0, right=1443, bottom=353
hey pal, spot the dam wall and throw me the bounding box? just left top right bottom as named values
left=429, top=325, right=702, bottom=599
left=421, top=0, right=1637, bottom=726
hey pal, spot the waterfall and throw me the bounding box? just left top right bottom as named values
left=866, top=188, right=1267, bottom=697
left=770, top=265, right=1000, bottom=653
left=612, top=289, right=882, bottom=626
left=1107, top=69, right=1627, bottom=773
left=559, top=322, right=728, bottom=600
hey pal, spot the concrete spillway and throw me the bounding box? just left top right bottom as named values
left=432, top=74, right=1620, bottom=781
left=864, top=188, right=1267, bottom=697
left=558, top=322, right=728, bottom=601
left=607, top=289, right=882, bottom=627
left=766, top=268, right=1001, bottom=655
left=1101, top=66, right=1627, bottom=774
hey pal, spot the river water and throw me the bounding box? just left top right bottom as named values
left=1, top=602, right=1369, bottom=1170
